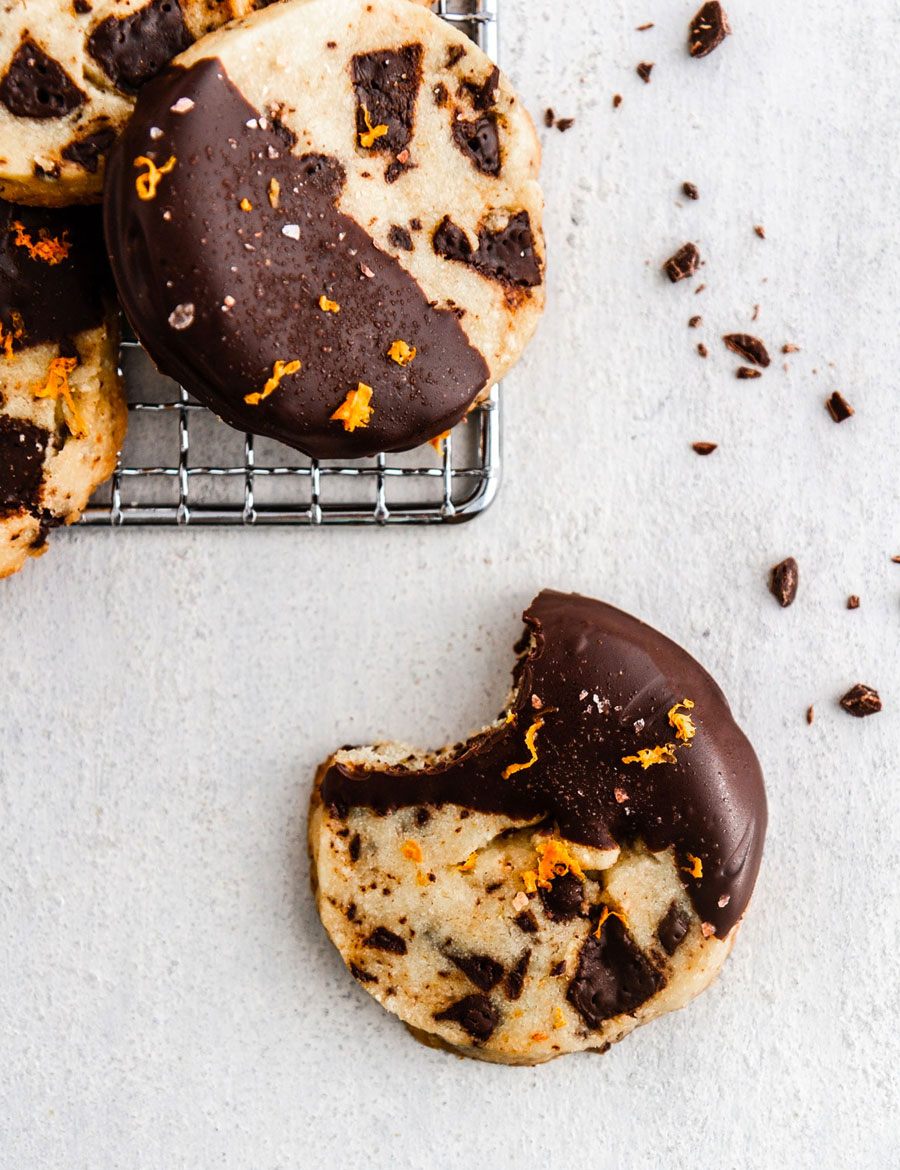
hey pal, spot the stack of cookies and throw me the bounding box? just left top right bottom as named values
left=0, top=0, right=546, bottom=575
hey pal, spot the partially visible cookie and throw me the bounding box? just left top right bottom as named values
left=104, top=0, right=544, bottom=458
left=310, top=591, right=767, bottom=1064
left=0, top=199, right=126, bottom=578
left=0, top=0, right=271, bottom=206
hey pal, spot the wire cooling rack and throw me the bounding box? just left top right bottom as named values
left=81, top=0, right=500, bottom=528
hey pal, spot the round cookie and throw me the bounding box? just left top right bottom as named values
left=104, top=0, right=544, bottom=459
left=0, top=199, right=126, bottom=579
left=0, top=0, right=273, bottom=206
left=310, top=590, right=767, bottom=1065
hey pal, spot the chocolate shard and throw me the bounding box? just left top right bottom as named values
left=538, top=872, right=585, bottom=923
left=566, top=916, right=664, bottom=1029
left=736, top=366, right=762, bottom=379
left=451, top=113, right=500, bottom=176
left=87, top=0, right=193, bottom=95
left=61, top=128, right=117, bottom=173
left=464, top=65, right=500, bottom=112
left=683, top=181, right=699, bottom=200
left=692, top=441, right=717, bottom=455
left=544, top=107, right=555, bottom=128
left=0, top=417, right=49, bottom=511
left=769, top=557, right=799, bottom=608
left=663, top=242, right=700, bottom=282
left=0, top=39, right=85, bottom=119
left=839, top=684, right=881, bottom=718
left=434, top=993, right=498, bottom=1041
left=723, top=333, right=770, bottom=367
left=352, top=44, right=424, bottom=156
left=847, top=595, right=860, bottom=610
left=826, top=391, right=854, bottom=423
left=555, top=117, right=575, bottom=132
left=447, top=951, right=504, bottom=992
left=433, top=212, right=542, bottom=289
left=503, top=951, right=531, bottom=1000
left=657, top=902, right=691, bottom=955
left=689, top=2, right=732, bottom=58
left=365, top=926, right=407, bottom=955
left=636, top=62, right=654, bottom=83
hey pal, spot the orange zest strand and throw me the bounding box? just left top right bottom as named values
left=457, top=852, right=478, bottom=872
left=359, top=106, right=388, bottom=148
left=401, top=840, right=423, bottom=863
left=11, top=221, right=70, bottom=265
left=593, top=904, right=630, bottom=939
left=0, top=312, right=25, bottom=359
left=524, top=839, right=586, bottom=896
left=668, top=698, right=696, bottom=743
left=621, top=743, right=678, bottom=769
left=134, top=155, right=177, bottom=200
left=330, top=382, right=373, bottom=432
left=318, top=295, right=340, bottom=313
left=34, top=356, right=86, bottom=437
left=428, top=429, right=451, bottom=452
left=682, top=853, right=703, bottom=879
left=387, top=339, right=416, bottom=366
left=244, top=358, right=301, bottom=405
left=502, top=716, right=544, bottom=778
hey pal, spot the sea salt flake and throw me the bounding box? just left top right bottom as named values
left=149, top=126, right=162, bottom=140
left=168, top=302, right=195, bottom=330
left=282, top=224, right=300, bottom=240
left=170, top=97, right=195, bottom=113
left=512, top=892, right=529, bottom=912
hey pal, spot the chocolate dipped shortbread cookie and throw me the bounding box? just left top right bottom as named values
left=310, top=591, right=767, bottom=1065
left=104, top=0, right=544, bottom=459
left=0, top=199, right=126, bottom=578
left=0, top=0, right=276, bottom=206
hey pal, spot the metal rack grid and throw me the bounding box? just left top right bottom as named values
left=81, top=0, right=500, bottom=528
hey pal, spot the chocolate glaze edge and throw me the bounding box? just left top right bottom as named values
left=104, top=57, right=491, bottom=459
left=320, top=590, right=767, bottom=938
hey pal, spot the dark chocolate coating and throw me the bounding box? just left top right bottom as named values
left=0, top=39, right=85, bottom=119
left=87, top=0, right=194, bottom=95
left=0, top=417, right=49, bottom=512
left=322, top=591, right=767, bottom=938
left=104, top=59, right=491, bottom=459
left=1, top=200, right=111, bottom=351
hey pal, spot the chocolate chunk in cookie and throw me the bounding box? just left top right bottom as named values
left=0, top=39, right=85, bottom=119
left=87, top=0, right=194, bottom=94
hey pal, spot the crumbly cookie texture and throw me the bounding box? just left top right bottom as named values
left=310, top=591, right=767, bottom=1064
left=104, top=0, right=544, bottom=459
left=0, top=200, right=126, bottom=579
left=0, top=0, right=272, bottom=205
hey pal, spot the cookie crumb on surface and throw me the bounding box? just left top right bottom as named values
left=769, top=557, right=799, bottom=608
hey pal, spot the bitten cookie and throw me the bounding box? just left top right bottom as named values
left=0, top=0, right=272, bottom=206
left=310, top=591, right=767, bottom=1065
left=0, top=199, right=126, bottom=579
left=104, top=0, right=544, bottom=459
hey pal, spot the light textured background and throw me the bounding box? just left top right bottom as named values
left=2, top=1, right=899, bottom=1167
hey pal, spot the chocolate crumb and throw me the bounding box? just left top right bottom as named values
left=664, top=242, right=700, bottom=282
left=689, top=315, right=702, bottom=327
left=782, top=343, right=800, bottom=353
left=555, top=117, right=575, bottom=132
left=697, top=342, right=708, bottom=357
left=806, top=706, right=815, bottom=725
left=826, top=391, right=854, bottom=423
left=689, top=2, right=732, bottom=58
left=769, top=557, right=799, bottom=608
left=736, top=366, right=761, bottom=379
left=847, top=595, right=860, bottom=610
left=751, top=304, right=760, bottom=322
left=694, top=282, right=706, bottom=294
left=682, top=181, right=699, bottom=200
left=613, top=93, right=623, bottom=108
left=723, top=333, right=770, bottom=367
left=692, top=441, right=717, bottom=455
left=544, top=107, right=555, bottom=127
left=839, top=684, right=881, bottom=718
left=636, top=22, right=655, bottom=30
left=754, top=225, right=766, bottom=239
left=892, top=556, right=900, bottom=564
left=637, top=62, right=655, bottom=83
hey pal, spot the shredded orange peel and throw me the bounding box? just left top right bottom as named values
left=668, top=698, right=696, bottom=743
left=387, top=339, right=416, bottom=366
left=429, top=429, right=451, bottom=452
left=593, top=904, right=630, bottom=939
left=331, top=382, right=373, bottom=432
left=552, top=1007, right=566, bottom=1030
left=401, top=840, right=423, bottom=864
left=522, top=838, right=586, bottom=894
left=34, top=356, right=86, bottom=437
left=359, top=106, right=388, bottom=148
left=0, top=312, right=24, bottom=359
left=244, top=358, right=301, bottom=405
left=134, top=155, right=177, bottom=200
left=682, top=853, right=703, bottom=879
left=621, top=743, right=678, bottom=769
left=502, top=715, right=544, bottom=779
left=457, top=852, right=478, bottom=873
left=239, top=197, right=253, bottom=212
left=11, top=221, right=71, bottom=265
left=318, top=295, right=340, bottom=313
left=267, top=178, right=280, bottom=209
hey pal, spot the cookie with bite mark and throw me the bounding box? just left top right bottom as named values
left=0, top=198, right=126, bottom=578
left=309, top=590, right=766, bottom=1065
left=103, top=0, right=544, bottom=459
